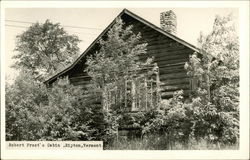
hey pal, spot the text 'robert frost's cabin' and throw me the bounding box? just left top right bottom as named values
left=44, top=9, right=199, bottom=111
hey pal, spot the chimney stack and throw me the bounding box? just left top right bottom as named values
left=160, top=10, right=177, bottom=35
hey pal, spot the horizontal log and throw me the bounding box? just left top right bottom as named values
left=142, top=37, right=173, bottom=45
left=160, top=72, right=188, bottom=80
left=158, top=65, right=185, bottom=72
left=156, top=58, right=188, bottom=66
left=141, top=34, right=170, bottom=42
left=133, top=27, right=164, bottom=36
left=147, top=46, right=187, bottom=54
left=160, top=77, right=190, bottom=85
left=160, top=68, right=186, bottom=75
left=153, top=57, right=189, bottom=65
left=160, top=84, right=190, bottom=92
left=155, top=51, right=191, bottom=60
left=158, top=62, right=186, bottom=69
left=147, top=52, right=189, bottom=60
left=159, top=64, right=185, bottom=72
left=141, top=54, right=189, bottom=64
left=138, top=58, right=187, bottom=68
left=147, top=42, right=185, bottom=50
left=140, top=48, right=191, bottom=59
left=146, top=40, right=182, bottom=48
left=141, top=31, right=163, bottom=38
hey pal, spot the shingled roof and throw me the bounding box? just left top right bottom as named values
left=44, top=8, right=199, bottom=84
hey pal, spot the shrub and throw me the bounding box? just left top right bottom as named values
left=6, top=76, right=119, bottom=142
left=142, top=89, right=239, bottom=148
left=6, top=71, right=48, bottom=140
left=40, top=78, right=94, bottom=140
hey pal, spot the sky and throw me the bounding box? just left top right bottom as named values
left=4, top=8, right=238, bottom=83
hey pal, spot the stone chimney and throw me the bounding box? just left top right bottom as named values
left=160, top=10, right=177, bottom=35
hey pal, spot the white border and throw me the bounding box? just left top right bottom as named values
left=1, top=1, right=249, bottom=160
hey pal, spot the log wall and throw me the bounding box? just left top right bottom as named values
left=60, top=14, right=195, bottom=99
left=123, top=14, right=194, bottom=98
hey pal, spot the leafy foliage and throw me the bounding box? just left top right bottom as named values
left=141, top=14, right=239, bottom=147
left=142, top=91, right=192, bottom=145
left=40, top=78, right=94, bottom=141
left=184, top=14, right=239, bottom=144
left=13, top=20, right=81, bottom=80
left=86, top=18, right=151, bottom=86
left=85, top=18, right=153, bottom=110
left=6, top=72, right=119, bottom=142
left=6, top=71, right=47, bottom=140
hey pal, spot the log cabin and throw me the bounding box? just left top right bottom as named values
left=44, top=9, right=199, bottom=109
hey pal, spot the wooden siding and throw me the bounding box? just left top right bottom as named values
left=122, top=14, right=194, bottom=98
left=53, top=14, right=195, bottom=99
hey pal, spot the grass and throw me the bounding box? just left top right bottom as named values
left=106, top=135, right=239, bottom=150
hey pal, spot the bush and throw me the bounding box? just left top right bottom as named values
left=6, top=75, right=119, bottom=142
left=141, top=89, right=239, bottom=147
left=40, top=78, right=94, bottom=140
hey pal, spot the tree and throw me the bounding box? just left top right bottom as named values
left=184, top=14, right=239, bottom=145
left=6, top=20, right=84, bottom=141
left=5, top=71, right=48, bottom=140
left=13, top=20, right=81, bottom=80
left=83, top=18, right=157, bottom=146
left=85, top=18, right=153, bottom=110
